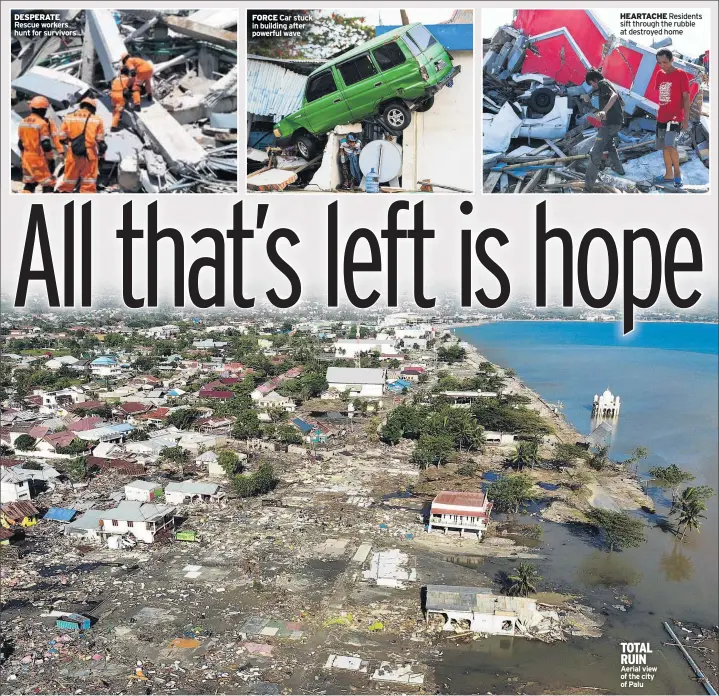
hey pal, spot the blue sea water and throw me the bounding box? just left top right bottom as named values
left=447, top=321, right=719, bottom=694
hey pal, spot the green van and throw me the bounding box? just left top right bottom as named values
left=273, top=23, right=461, bottom=159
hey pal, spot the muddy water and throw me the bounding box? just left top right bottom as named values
left=442, top=322, right=719, bottom=694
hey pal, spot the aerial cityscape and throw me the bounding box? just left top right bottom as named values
left=0, top=307, right=716, bottom=693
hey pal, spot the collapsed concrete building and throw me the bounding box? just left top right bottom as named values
left=11, top=9, right=238, bottom=193
left=482, top=10, right=709, bottom=194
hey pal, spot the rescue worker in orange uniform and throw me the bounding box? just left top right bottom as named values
left=57, top=97, right=107, bottom=194
left=120, top=51, right=154, bottom=108
left=17, top=96, right=62, bottom=193
left=110, top=66, right=133, bottom=131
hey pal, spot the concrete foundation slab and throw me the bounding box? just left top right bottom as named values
left=136, top=102, right=206, bottom=168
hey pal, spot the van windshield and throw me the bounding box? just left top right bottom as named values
left=406, top=25, right=437, bottom=53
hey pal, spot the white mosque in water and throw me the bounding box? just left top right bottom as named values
left=592, top=388, right=621, bottom=417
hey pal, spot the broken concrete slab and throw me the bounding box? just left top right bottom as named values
left=163, top=16, right=238, bottom=50
left=324, top=655, right=368, bottom=672
left=363, top=549, right=416, bottom=588
left=136, top=101, right=206, bottom=169
left=351, top=543, right=372, bottom=565
left=188, top=9, right=238, bottom=29
left=247, top=168, right=298, bottom=192
left=86, top=9, right=127, bottom=82
left=12, top=66, right=90, bottom=107
left=103, top=129, right=145, bottom=164
left=371, top=662, right=424, bottom=685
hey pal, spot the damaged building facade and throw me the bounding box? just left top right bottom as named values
left=247, top=10, right=474, bottom=193
left=11, top=9, right=238, bottom=193
left=483, top=10, right=709, bottom=193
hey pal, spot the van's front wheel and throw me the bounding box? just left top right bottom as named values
left=383, top=102, right=411, bottom=130
left=296, top=135, right=318, bottom=160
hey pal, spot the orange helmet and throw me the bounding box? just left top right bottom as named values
left=29, top=96, right=50, bottom=109
left=79, top=97, right=97, bottom=108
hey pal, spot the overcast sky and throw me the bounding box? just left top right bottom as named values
left=482, top=8, right=710, bottom=59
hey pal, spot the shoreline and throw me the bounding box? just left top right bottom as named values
left=451, top=330, right=654, bottom=520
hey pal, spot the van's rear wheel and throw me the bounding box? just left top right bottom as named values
left=296, top=135, right=318, bottom=160
left=415, top=96, right=435, bottom=113
left=383, top=102, right=411, bottom=130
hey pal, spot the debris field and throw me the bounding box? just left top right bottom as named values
left=10, top=9, right=238, bottom=193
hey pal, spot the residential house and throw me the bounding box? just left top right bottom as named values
left=1, top=467, right=33, bottom=502
left=87, top=456, right=145, bottom=476
left=253, top=390, right=296, bottom=413
left=428, top=491, right=493, bottom=540
left=423, top=585, right=547, bottom=636
left=334, top=339, right=397, bottom=359
left=136, top=408, right=170, bottom=426
left=45, top=355, right=80, bottom=370
left=36, top=431, right=81, bottom=455
left=484, top=431, right=516, bottom=446
left=125, top=480, right=163, bottom=502
left=74, top=424, right=134, bottom=444
left=90, top=355, right=124, bottom=378
left=198, top=387, right=233, bottom=401
left=116, top=402, right=152, bottom=423
left=400, top=367, right=425, bottom=382
left=1, top=501, right=40, bottom=527
left=65, top=501, right=176, bottom=544
left=194, top=415, right=235, bottom=433
left=325, top=367, right=386, bottom=398
left=164, top=481, right=223, bottom=505
left=193, top=339, right=228, bottom=349
left=291, top=417, right=331, bottom=444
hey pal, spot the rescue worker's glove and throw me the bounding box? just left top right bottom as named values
left=98, top=141, right=108, bottom=156
left=123, top=89, right=132, bottom=100
left=17, top=139, right=24, bottom=152
left=129, top=69, right=137, bottom=77
left=47, top=159, right=56, bottom=172
left=41, top=139, right=53, bottom=153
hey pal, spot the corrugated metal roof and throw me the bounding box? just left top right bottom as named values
left=247, top=59, right=307, bottom=121
left=44, top=507, right=77, bottom=522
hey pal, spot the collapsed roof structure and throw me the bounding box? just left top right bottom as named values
left=11, top=9, right=238, bottom=193
left=482, top=10, right=709, bottom=194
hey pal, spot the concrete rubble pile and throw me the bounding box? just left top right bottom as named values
left=10, top=9, right=238, bottom=193
left=482, top=19, right=710, bottom=194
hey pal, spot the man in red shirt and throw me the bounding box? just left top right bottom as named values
left=654, top=48, right=691, bottom=188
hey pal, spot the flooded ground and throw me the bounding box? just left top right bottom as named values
left=453, top=322, right=718, bottom=694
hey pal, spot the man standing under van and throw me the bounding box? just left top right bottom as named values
left=654, top=48, right=690, bottom=188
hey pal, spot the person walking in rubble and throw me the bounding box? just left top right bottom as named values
left=583, top=70, right=625, bottom=192
left=17, top=96, right=62, bottom=193
left=120, top=51, right=154, bottom=109
left=653, top=48, right=691, bottom=189
left=57, top=97, right=107, bottom=194
left=110, top=66, right=133, bottom=132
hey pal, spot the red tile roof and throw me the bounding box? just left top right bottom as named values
left=0, top=458, right=24, bottom=468
left=431, top=491, right=491, bottom=517
left=137, top=408, right=170, bottom=421
left=42, top=431, right=78, bottom=449
left=199, top=390, right=234, bottom=400
left=67, top=416, right=104, bottom=432
left=1, top=501, right=40, bottom=521
left=118, top=402, right=151, bottom=415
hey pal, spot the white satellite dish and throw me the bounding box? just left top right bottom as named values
left=359, top=139, right=402, bottom=183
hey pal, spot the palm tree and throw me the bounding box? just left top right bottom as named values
left=671, top=491, right=707, bottom=541
left=507, top=562, right=541, bottom=597
left=508, top=441, right=540, bottom=470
